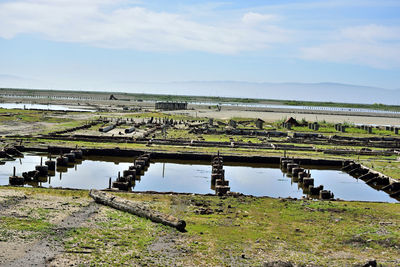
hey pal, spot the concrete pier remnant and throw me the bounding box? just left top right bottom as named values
left=155, top=102, right=187, bottom=111
left=286, top=163, right=299, bottom=173
left=303, top=177, right=314, bottom=187
left=125, top=126, right=136, bottom=134
left=71, top=149, right=83, bottom=159
left=255, top=118, right=264, bottom=130
left=309, top=185, right=323, bottom=195
left=112, top=153, right=151, bottom=191
left=212, top=153, right=230, bottom=196
left=35, top=162, right=48, bottom=176
left=281, top=159, right=293, bottom=169
left=292, top=167, right=304, bottom=178
left=45, top=156, right=56, bottom=171
left=320, top=190, right=334, bottom=200
left=56, top=155, right=69, bottom=167
left=65, top=153, right=76, bottom=163
left=9, top=166, right=24, bottom=186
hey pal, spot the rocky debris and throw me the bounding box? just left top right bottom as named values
left=194, top=208, right=214, bottom=215
left=353, top=259, right=379, bottom=267
left=263, top=260, right=293, bottom=267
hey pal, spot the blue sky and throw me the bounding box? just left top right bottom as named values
left=0, top=0, right=399, bottom=93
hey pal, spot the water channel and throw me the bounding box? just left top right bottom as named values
left=0, top=154, right=397, bottom=203
left=0, top=103, right=94, bottom=112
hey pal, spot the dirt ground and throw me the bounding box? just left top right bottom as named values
left=168, top=106, right=400, bottom=125
left=0, top=189, right=95, bottom=266
left=1, top=188, right=399, bottom=266
left=2, top=93, right=400, bottom=126
left=0, top=189, right=194, bottom=266
left=0, top=121, right=53, bottom=136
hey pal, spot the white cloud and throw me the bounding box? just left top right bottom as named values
left=300, top=25, right=400, bottom=68
left=242, top=12, right=278, bottom=25
left=0, top=0, right=288, bottom=54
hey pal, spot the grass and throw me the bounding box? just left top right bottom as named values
left=291, top=125, right=398, bottom=136
left=0, top=186, right=90, bottom=198
left=60, top=191, right=400, bottom=266
left=156, top=129, right=198, bottom=140
left=41, top=120, right=92, bottom=134
left=361, top=160, right=400, bottom=179
left=0, top=184, right=399, bottom=265
left=0, top=216, right=54, bottom=233
left=63, top=209, right=166, bottom=265
left=3, top=186, right=391, bottom=265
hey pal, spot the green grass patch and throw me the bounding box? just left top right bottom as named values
left=0, top=216, right=54, bottom=232
left=64, top=209, right=166, bottom=265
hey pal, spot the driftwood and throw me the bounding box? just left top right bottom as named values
left=89, top=189, right=186, bottom=232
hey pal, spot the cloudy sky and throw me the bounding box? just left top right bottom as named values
left=0, top=0, right=399, bottom=93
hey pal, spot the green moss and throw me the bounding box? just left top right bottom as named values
left=0, top=216, right=54, bottom=232
left=0, top=186, right=399, bottom=265
left=64, top=209, right=166, bottom=265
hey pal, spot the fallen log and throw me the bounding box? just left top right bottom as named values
left=89, top=189, right=186, bottom=232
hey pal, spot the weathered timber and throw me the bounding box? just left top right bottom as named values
left=348, top=167, right=368, bottom=176
left=382, top=182, right=400, bottom=192
left=320, top=190, right=334, bottom=200
left=72, top=149, right=83, bottom=159
left=309, top=185, right=323, bottom=195
left=286, top=163, right=298, bottom=173
left=358, top=172, right=378, bottom=181
left=4, top=147, right=23, bottom=157
left=9, top=166, right=24, bottom=186
left=45, top=160, right=56, bottom=171
left=89, top=189, right=186, bottom=231
left=366, top=176, right=390, bottom=186
left=43, top=146, right=343, bottom=166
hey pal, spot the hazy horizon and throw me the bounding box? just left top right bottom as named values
left=2, top=80, right=400, bottom=105
left=1, top=0, right=399, bottom=102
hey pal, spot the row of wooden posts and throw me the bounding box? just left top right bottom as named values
left=308, top=122, right=320, bottom=131
left=342, top=160, right=400, bottom=198
left=211, top=154, right=230, bottom=196
left=9, top=149, right=83, bottom=186
left=280, top=158, right=334, bottom=199
left=111, top=154, right=151, bottom=191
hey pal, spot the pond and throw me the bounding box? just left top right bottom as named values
left=0, top=154, right=397, bottom=203
left=0, top=103, right=94, bottom=112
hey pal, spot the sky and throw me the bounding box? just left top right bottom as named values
left=0, top=0, right=399, bottom=95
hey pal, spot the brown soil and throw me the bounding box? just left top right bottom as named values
left=0, top=189, right=97, bottom=266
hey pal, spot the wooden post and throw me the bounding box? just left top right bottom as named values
left=89, top=190, right=186, bottom=232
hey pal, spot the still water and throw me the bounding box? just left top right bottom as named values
left=0, top=154, right=397, bottom=203
left=0, top=103, right=94, bottom=112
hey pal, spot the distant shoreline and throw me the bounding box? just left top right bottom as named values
left=1, top=87, right=400, bottom=113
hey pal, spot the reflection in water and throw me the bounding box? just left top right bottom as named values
left=0, top=154, right=397, bottom=203
left=135, top=163, right=213, bottom=194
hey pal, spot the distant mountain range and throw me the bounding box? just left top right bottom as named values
left=125, top=81, right=400, bottom=105
left=1, top=74, right=399, bottom=105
